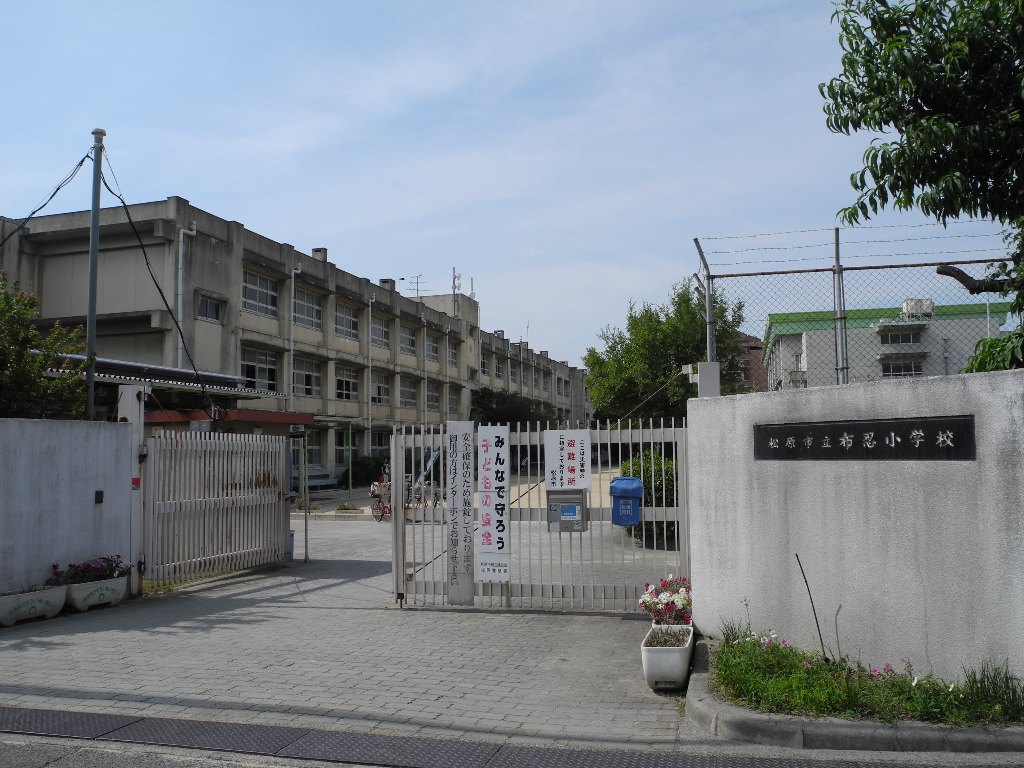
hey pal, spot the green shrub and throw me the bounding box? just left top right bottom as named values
left=620, top=449, right=677, bottom=548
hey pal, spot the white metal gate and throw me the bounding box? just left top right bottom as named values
left=391, top=420, right=687, bottom=612
left=143, top=432, right=290, bottom=588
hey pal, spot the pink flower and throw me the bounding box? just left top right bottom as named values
left=870, top=666, right=881, bottom=677
left=781, top=639, right=791, bottom=648
left=804, top=661, right=812, bottom=669
left=883, top=663, right=893, bottom=673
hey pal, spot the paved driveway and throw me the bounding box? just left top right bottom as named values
left=0, top=521, right=1016, bottom=766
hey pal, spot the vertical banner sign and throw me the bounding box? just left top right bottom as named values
left=477, top=426, right=510, bottom=581
left=446, top=421, right=475, bottom=605
left=543, top=429, right=591, bottom=490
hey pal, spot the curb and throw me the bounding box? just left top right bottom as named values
left=685, top=641, right=1024, bottom=753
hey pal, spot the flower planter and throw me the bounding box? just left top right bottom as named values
left=0, top=586, right=67, bottom=627
left=65, top=576, right=128, bottom=612
left=641, top=625, right=693, bottom=690
left=651, top=622, right=692, bottom=632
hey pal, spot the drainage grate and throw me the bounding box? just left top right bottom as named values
left=279, top=729, right=500, bottom=768
left=0, top=706, right=140, bottom=739
left=100, top=717, right=309, bottom=754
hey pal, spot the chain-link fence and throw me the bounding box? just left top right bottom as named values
left=709, top=258, right=1018, bottom=391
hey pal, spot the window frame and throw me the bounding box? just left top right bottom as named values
left=292, top=356, right=322, bottom=397
left=335, top=303, right=359, bottom=341
left=371, top=315, right=391, bottom=349
left=371, top=371, right=391, bottom=405
left=293, top=287, right=323, bottom=330
left=400, top=325, right=417, bottom=356
left=241, top=347, right=278, bottom=392
left=242, top=270, right=279, bottom=318
left=335, top=365, right=359, bottom=401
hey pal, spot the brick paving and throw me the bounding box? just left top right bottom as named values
left=0, top=520, right=1018, bottom=766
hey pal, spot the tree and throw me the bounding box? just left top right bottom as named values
left=583, top=282, right=745, bottom=421
left=471, top=387, right=556, bottom=426
left=820, top=0, right=1024, bottom=368
left=0, top=272, right=86, bottom=418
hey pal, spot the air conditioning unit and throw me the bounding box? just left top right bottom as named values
left=902, top=298, right=934, bottom=317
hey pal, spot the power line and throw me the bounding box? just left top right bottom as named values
left=99, top=171, right=214, bottom=419
left=0, top=152, right=91, bottom=249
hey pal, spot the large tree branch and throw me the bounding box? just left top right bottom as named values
left=935, top=265, right=1008, bottom=295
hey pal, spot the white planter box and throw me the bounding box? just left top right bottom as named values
left=0, top=585, right=67, bottom=627
left=66, top=576, right=128, bottom=612
left=641, top=625, right=694, bottom=690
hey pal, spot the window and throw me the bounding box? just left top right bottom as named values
left=400, top=376, right=418, bottom=408
left=533, top=369, right=540, bottom=389
left=510, top=363, right=519, bottom=384
left=371, top=371, right=390, bottom=405
left=480, top=356, right=489, bottom=376
left=400, top=326, right=416, bottom=356
left=556, top=378, right=564, bottom=396
left=881, top=361, right=923, bottom=378
left=242, top=270, right=278, bottom=317
left=336, top=366, right=359, bottom=401
left=426, top=334, right=439, bottom=362
left=881, top=331, right=921, bottom=344
left=335, top=303, right=359, bottom=341
left=447, top=341, right=458, bottom=367
left=543, top=373, right=550, bottom=392
left=369, top=431, right=389, bottom=457
left=371, top=315, right=390, bottom=349
left=306, top=430, right=323, bottom=466
left=448, top=386, right=460, bottom=414
left=292, top=357, right=322, bottom=396
left=426, top=380, right=440, bottom=411
left=197, top=295, right=224, bottom=322
left=241, top=347, right=277, bottom=391
left=495, top=359, right=504, bottom=379
left=293, top=287, right=322, bottom=330
left=335, top=430, right=352, bottom=468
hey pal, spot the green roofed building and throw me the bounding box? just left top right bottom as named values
left=762, top=298, right=1014, bottom=391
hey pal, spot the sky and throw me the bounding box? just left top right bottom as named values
left=0, top=1, right=1008, bottom=366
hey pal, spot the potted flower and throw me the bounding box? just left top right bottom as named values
left=48, top=555, right=132, bottom=612
left=638, top=574, right=692, bottom=628
left=641, top=624, right=694, bottom=690
left=0, top=583, right=67, bottom=627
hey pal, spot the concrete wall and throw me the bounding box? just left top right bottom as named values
left=0, top=420, right=133, bottom=594
left=688, top=370, right=1024, bottom=680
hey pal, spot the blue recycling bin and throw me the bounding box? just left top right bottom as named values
left=610, top=476, right=643, bottom=526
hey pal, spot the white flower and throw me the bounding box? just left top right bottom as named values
left=912, top=677, right=919, bottom=687
left=949, top=683, right=956, bottom=693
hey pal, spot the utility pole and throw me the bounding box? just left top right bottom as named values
left=86, top=128, right=106, bottom=420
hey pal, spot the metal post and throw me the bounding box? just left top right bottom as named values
left=347, top=421, right=353, bottom=499
left=289, top=265, right=301, bottom=412
left=693, top=238, right=716, bottom=362
left=833, top=228, right=849, bottom=384
left=302, top=430, right=309, bottom=563
left=85, top=129, right=105, bottom=420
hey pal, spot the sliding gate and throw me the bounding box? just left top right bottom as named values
left=391, top=420, right=687, bottom=612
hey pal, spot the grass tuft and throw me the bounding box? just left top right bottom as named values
left=710, top=624, right=1024, bottom=727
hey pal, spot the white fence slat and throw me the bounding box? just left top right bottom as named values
left=142, top=432, right=289, bottom=588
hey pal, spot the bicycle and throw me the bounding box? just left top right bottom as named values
left=369, top=480, right=392, bottom=522
left=370, top=497, right=392, bottom=522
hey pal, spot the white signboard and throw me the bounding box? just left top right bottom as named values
left=544, top=429, right=590, bottom=490
left=446, top=421, right=475, bottom=605
left=476, top=425, right=510, bottom=582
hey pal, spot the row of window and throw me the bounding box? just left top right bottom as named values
left=880, top=331, right=922, bottom=345
left=242, top=271, right=459, bottom=365
left=241, top=347, right=459, bottom=408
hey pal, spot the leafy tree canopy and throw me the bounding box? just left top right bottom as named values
left=0, top=272, right=86, bottom=418
left=471, top=387, right=556, bottom=427
left=820, top=0, right=1024, bottom=368
left=583, top=282, right=745, bottom=421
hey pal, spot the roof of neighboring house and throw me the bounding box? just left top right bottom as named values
left=762, top=301, right=1014, bottom=360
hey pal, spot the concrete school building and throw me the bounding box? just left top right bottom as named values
left=0, top=196, right=590, bottom=479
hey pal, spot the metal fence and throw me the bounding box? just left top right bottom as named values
left=144, top=432, right=290, bottom=587
left=705, top=257, right=1016, bottom=391
left=391, top=420, right=687, bottom=613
